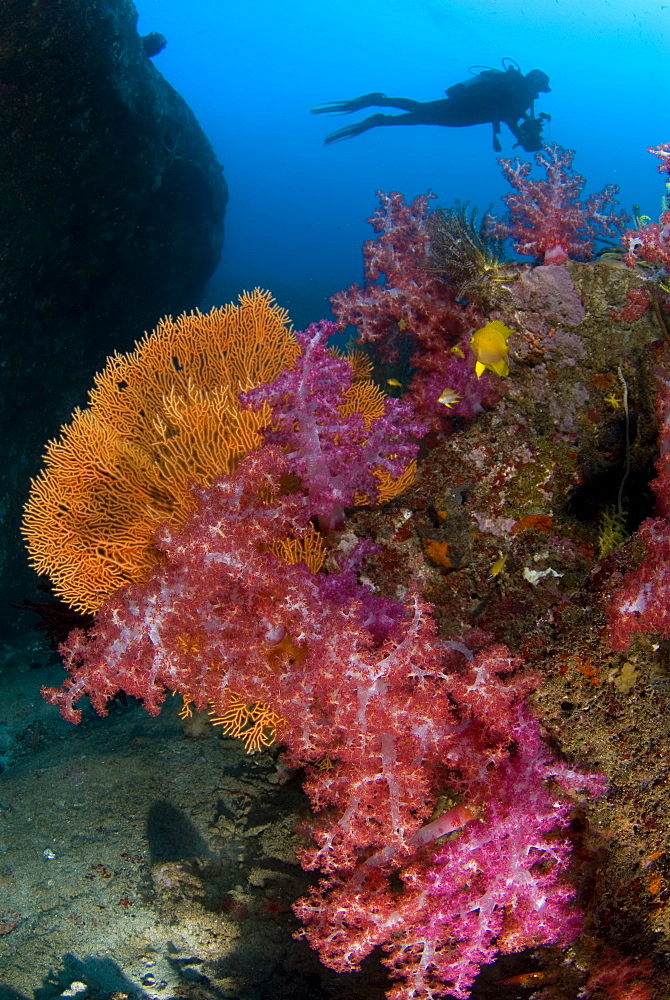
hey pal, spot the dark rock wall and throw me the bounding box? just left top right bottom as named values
left=0, top=0, right=228, bottom=634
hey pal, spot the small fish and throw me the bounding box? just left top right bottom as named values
left=387, top=378, right=402, bottom=387
left=500, top=971, right=550, bottom=987
left=487, top=551, right=507, bottom=580
left=450, top=344, right=465, bottom=358
left=469, top=320, right=513, bottom=377
left=437, top=388, right=462, bottom=408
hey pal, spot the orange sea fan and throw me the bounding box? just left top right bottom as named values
left=22, top=289, right=301, bottom=614
left=209, top=693, right=284, bottom=755
left=340, top=379, right=387, bottom=428
left=330, top=345, right=374, bottom=382
left=270, top=525, right=327, bottom=575
left=23, top=289, right=416, bottom=615
left=374, top=460, right=417, bottom=504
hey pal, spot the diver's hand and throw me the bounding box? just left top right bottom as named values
left=311, top=93, right=388, bottom=115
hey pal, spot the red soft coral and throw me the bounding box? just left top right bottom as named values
left=623, top=143, right=670, bottom=275
left=624, top=210, right=670, bottom=274
left=330, top=191, right=463, bottom=360
left=330, top=191, right=489, bottom=431
left=608, top=346, right=670, bottom=649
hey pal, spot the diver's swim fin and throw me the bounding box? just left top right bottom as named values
left=324, top=114, right=387, bottom=144
left=312, top=93, right=388, bottom=115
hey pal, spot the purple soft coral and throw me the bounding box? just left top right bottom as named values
left=242, top=319, right=427, bottom=528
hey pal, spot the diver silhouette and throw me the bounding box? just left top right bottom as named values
left=312, top=59, right=551, bottom=152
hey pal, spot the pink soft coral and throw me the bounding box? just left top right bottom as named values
left=40, top=302, right=604, bottom=998
left=44, top=444, right=602, bottom=999
left=296, top=645, right=603, bottom=1000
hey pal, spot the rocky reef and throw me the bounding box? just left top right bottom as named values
left=0, top=0, right=227, bottom=631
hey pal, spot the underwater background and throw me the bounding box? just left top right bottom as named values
left=137, top=0, right=670, bottom=325
left=5, top=1, right=670, bottom=999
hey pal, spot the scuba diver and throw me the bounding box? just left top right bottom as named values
left=312, top=59, right=551, bottom=152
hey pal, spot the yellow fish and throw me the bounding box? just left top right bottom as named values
left=450, top=344, right=465, bottom=358
left=387, top=378, right=402, bottom=387
left=469, top=321, right=513, bottom=377
left=437, top=388, right=462, bottom=408
left=487, top=552, right=508, bottom=580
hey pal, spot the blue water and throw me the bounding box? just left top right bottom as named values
left=137, top=0, right=670, bottom=328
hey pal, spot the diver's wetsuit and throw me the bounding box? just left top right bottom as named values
left=313, top=66, right=551, bottom=151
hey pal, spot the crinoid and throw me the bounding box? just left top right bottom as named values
left=427, top=201, right=512, bottom=306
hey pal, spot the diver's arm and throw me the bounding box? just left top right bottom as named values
left=503, top=119, right=523, bottom=144
left=491, top=121, right=502, bottom=153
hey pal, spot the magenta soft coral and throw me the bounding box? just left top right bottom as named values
left=493, top=143, right=628, bottom=264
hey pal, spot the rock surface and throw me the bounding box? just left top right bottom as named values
left=0, top=0, right=227, bottom=631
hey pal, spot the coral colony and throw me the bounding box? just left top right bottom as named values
left=22, top=144, right=670, bottom=998
left=490, top=143, right=629, bottom=265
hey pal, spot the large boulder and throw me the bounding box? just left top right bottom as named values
left=0, top=0, right=227, bottom=633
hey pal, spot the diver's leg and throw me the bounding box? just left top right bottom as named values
left=324, top=111, right=423, bottom=144
left=312, top=93, right=388, bottom=115
left=313, top=94, right=423, bottom=115
left=374, top=97, right=423, bottom=111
